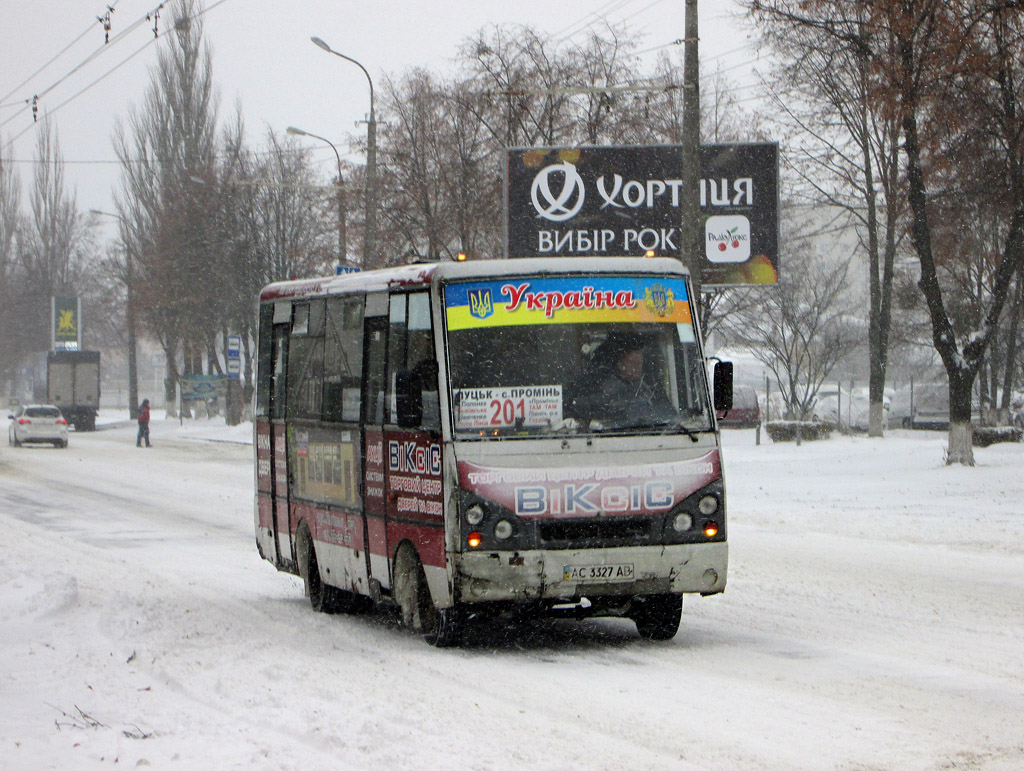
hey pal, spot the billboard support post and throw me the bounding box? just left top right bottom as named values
left=681, top=0, right=702, bottom=312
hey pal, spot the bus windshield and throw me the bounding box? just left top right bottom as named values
left=443, top=274, right=713, bottom=438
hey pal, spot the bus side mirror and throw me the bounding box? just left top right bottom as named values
left=395, top=369, right=424, bottom=428
left=714, top=361, right=734, bottom=412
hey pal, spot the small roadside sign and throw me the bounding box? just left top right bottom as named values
left=227, top=335, right=242, bottom=380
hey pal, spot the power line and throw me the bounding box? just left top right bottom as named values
left=0, top=2, right=161, bottom=127
left=2, top=38, right=156, bottom=148
left=3, top=138, right=352, bottom=167
left=613, top=0, right=671, bottom=33
left=548, top=0, right=639, bottom=42
left=0, top=1, right=124, bottom=107
left=2, top=0, right=236, bottom=151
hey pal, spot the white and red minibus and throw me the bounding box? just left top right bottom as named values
left=254, top=257, right=731, bottom=645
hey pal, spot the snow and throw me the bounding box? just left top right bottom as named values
left=2, top=413, right=1022, bottom=769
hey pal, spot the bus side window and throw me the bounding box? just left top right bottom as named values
left=386, top=292, right=439, bottom=431
left=407, top=293, right=440, bottom=431
left=286, top=300, right=326, bottom=420
left=363, top=321, right=387, bottom=425
left=386, top=295, right=408, bottom=426
left=323, top=296, right=364, bottom=423
left=256, top=304, right=274, bottom=418
left=271, top=326, right=289, bottom=421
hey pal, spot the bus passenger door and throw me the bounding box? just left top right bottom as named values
left=362, top=291, right=444, bottom=596
left=269, top=321, right=292, bottom=568
left=382, top=292, right=445, bottom=592
left=361, top=298, right=390, bottom=593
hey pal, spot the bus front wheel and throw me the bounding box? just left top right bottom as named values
left=630, top=594, right=682, bottom=640
left=393, top=543, right=461, bottom=647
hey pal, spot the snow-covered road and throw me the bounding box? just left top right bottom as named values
left=1, top=419, right=1022, bottom=769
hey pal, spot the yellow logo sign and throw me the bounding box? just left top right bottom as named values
left=57, top=309, right=77, bottom=334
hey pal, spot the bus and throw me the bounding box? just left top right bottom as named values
left=254, top=257, right=732, bottom=646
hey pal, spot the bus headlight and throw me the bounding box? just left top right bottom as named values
left=494, top=520, right=513, bottom=540
left=465, top=503, right=485, bottom=525
left=698, top=494, right=719, bottom=515
left=703, top=521, right=719, bottom=538
left=673, top=513, right=693, bottom=532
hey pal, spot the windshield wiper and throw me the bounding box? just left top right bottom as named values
left=587, top=417, right=701, bottom=441
left=649, top=418, right=701, bottom=441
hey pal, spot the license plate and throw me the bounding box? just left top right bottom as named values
left=562, top=563, right=634, bottom=583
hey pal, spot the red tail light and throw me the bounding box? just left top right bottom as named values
left=18, top=418, right=31, bottom=424
left=56, top=418, right=67, bottom=425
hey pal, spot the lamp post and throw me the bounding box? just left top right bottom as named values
left=286, top=126, right=348, bottom=268
left=311, top=36, right=377, bottom=269
left=90, top=209, right=138, bottom=420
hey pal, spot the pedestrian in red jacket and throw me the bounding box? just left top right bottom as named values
left=137, top=398, right=151, bottom=447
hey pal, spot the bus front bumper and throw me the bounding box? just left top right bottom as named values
left=454, top=542, right=727, bottom=604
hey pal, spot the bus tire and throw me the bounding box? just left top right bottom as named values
left=298, top=524, right=345, bottom=614
left=394, top=543, right=461, bottom=647
left=630, top=594, right=682, bottom=641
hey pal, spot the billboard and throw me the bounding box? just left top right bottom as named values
left=180, top=374, right=228, bottom=400
left=505, top=144, right=779, bottom=286
left=51, top=296, right=81, bottom=350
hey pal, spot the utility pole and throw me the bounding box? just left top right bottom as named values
left=680, top=0, right=702, bottom=314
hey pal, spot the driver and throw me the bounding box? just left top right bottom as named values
left=600, top=340, right=661, bottom=411
left=569, top=333, right=673, bottom=426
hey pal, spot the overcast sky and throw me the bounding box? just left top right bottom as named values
left=1, top=0, right=760, bottom=227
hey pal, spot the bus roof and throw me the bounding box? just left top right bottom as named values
left=259, top=257, right=692, bottom=303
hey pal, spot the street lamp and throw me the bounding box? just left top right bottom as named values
left=310, top=36, right=377, bottom=269
left=90, top=209, right=139, bottom=420
left=287, top=126, right=348, bottom=268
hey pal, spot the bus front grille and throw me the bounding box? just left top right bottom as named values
left=537, top=516, right=655, bottom=549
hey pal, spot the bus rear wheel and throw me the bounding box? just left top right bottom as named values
left=394, top=543, right=461, bottom=647
left=630, top=594, right=682, bottom=640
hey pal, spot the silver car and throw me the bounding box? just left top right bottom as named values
left=8, top=404, right=70, bottom=448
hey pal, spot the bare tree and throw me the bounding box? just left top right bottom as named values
left=246, top=129, right=334, bottom=279
left=18, top=119, right=89, bottom=353
left=459, top=26, right=578, bottom=149
left=377, top=70, right=454, bottom=263
left=889, top=1, right=1024, bottom=464
left=0, top=140, right=24, bottom=387
left=113, top=0, right=220, bottom=415
left=445, top=81, right=503, bottom=260
left=369, top=24, right=763, bottom=266
left=746, top=0, right=1024, bottom=463
left=723, top=235, right=860, bottom=423
left=746, top=0, right=906, bottom=437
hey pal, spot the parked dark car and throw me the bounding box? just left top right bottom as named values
left=717, top=384, right=760, bottom=428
